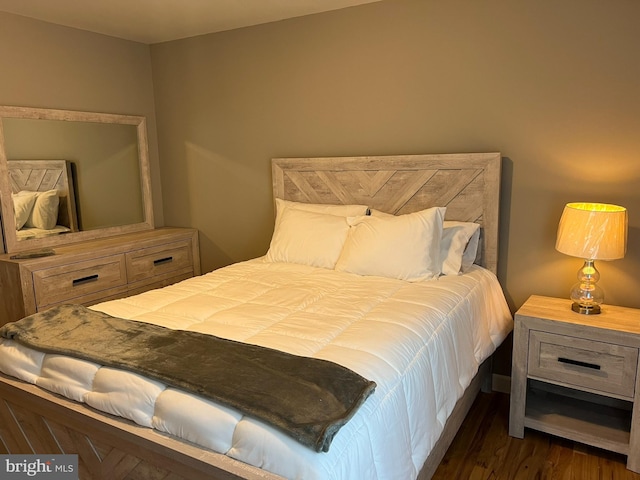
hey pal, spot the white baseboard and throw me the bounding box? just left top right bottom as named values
left=491, top=374, right=511, bottom=394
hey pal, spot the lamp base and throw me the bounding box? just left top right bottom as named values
left=571, top=302, right=601, bottom=315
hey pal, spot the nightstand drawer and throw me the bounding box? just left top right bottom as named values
left=125, top=240, right=194, bottom=283
left=528, top=330, right=638, bottom=398
left=33, top=255, right=127, bottom=308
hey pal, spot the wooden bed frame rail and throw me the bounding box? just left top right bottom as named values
left=0, top=373, right=280, bottom=480
left=0, top=360, right=492, bottom=480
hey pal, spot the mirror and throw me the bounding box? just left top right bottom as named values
left=0, top=106, right=154, bottom=254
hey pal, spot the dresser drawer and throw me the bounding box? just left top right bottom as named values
left=126, top=240, right=193, bottom=283
left=528, top=330, right=638, bottom=398
left=33, top=255, right=127, bottom=308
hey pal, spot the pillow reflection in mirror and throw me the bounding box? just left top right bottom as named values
left=12, top=191, right=38, bottom=230
left=25, top=190, right=60, bottom=230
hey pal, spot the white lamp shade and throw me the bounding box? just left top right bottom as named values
left=556, top=203, right=627, bottom=260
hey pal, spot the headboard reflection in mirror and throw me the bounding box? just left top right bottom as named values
left=8, top=159, right=79, bottom=242
left=0, top=106, right=154, bottom=254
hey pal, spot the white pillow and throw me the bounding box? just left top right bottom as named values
left=368, top=208, right=393, bottom=218
left=12, top=191, right=38, bottom=230
left=370, top=210, right=482, bottom=275
left=441, top=221, right=481, bottom=275
left=461, top=227, right=481, bottom=271
left=335, top=207, right=446, bottom=281
left=275, top=198, right=368, bottom=219
left=25, top=190, right=60, bottom=230
left=265, top=207, right=351, bottom=269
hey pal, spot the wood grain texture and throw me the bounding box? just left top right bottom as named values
left=0, top=374, right=277, bottom=480
left=434, top=392, right=640, bottom=480
left=510, top=295, right=640, bottom=473
left=528, top=330, right=638, bottom=398
left=0, top=227, right=200, bottom=325
left=272, top=152, right=501, bottom=274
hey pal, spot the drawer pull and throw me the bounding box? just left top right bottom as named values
left=153, top=256, right=174, bottom=266
left=72, top=274, right=99, bottom=286
left=557, top=357, right=601, bottom=370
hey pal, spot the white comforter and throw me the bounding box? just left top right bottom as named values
left=0, top=258, right=512, bottom=480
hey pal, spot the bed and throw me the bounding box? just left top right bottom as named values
left=8, top=159, right=79, bottom=240
left=0, top=152, right=512, bottom=480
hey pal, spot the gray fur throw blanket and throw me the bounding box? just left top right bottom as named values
left=0, top=304, right=376, bottom=452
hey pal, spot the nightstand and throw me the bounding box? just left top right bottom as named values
left=509, top=295, right=640, bottom=473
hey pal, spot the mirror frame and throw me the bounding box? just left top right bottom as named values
left=0, top=106, right=154, bottom=254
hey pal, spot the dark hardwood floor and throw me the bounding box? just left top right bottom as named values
left=432, top=392, right=640, bottom=480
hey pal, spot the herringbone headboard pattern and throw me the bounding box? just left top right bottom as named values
left=272, top=152, right=501, bottom=273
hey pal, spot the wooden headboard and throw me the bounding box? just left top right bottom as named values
left=272, top=152, right=501, bottom=274
left=8, top=159, right=79, bottom=232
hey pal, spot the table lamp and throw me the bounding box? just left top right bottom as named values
left=555, top=202, right=627, bottom=314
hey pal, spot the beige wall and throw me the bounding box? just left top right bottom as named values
left=151, top=0, right=640, bottom=318
left=0, top=12, right=163, bottom=225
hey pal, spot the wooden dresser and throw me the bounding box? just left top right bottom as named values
left=0, top=227, right=200, bottom=326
